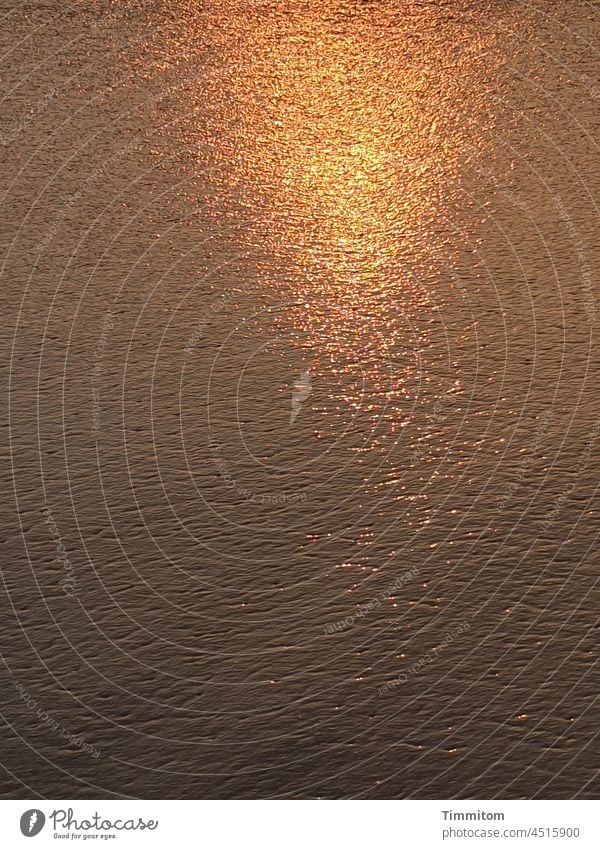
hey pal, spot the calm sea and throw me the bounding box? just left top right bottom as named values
left=1, top=0, right=599, bottom=798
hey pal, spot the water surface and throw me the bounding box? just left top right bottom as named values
left=2, top=0, right=599, bottom=798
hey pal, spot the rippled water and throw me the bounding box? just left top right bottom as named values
left=2, top=0, right=599, bottom=798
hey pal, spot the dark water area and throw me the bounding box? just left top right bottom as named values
left=1, top=0, right=599, bottom=798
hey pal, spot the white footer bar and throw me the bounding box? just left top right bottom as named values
left=0, top=800, right=598, bottom=848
